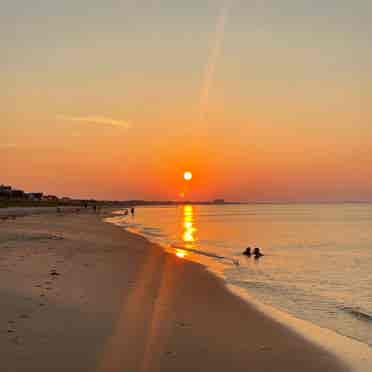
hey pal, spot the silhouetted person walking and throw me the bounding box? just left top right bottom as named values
left=131, top=207, right=135, bottom=216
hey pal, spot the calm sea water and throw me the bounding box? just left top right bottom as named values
left=107, top=204, right=372, bottom=347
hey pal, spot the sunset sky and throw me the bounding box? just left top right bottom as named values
left=2, top=1, right=372, bottom=201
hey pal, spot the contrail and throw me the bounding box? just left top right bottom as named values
left=199, top=1, right=231, bottom=118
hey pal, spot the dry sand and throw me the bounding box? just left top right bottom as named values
left=0, top=209, right=348, bottom=372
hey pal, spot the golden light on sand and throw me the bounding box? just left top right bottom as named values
left=184, top=171, right=192, bottom=181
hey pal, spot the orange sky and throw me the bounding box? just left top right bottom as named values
left=2, top=1, right=372, bottom=201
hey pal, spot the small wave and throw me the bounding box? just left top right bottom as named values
left=142, top=227, right=162, bottom=233
left=340, top=306, right=372, bottom=322
left=140, top=227, right=165, bottom=237
left=171, top=244, right=239, bottom=265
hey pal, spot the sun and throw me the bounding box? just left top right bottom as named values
left=184, top=171, right=193, bottom=181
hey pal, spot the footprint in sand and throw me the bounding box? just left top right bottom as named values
left=260, top=346, right=273, bottom=352
left=11, top=336, right=21, bottom=345
left=19, top=314, right=30, bottom=319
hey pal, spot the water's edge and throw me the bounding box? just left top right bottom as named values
left=105, top=214, right=372, bottom=372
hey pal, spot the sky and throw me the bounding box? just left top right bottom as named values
left=1, top=0, right=372, bottom=201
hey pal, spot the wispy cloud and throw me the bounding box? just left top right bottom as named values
left=60, top=115, right=131, bottom=129
left=0, top=143, right=17, bottom=148
left=199, top=1, right=232, bottom=118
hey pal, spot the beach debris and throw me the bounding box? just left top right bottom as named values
left=50, top=270, right=60, bottom=276
left=47, top=235, right=64, bottom=240
left=259, top=345, right=272, bottom=352
left=177, top=321, right=192, bottom=328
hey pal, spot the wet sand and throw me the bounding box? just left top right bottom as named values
left=0, top=209, right=348, bottom=372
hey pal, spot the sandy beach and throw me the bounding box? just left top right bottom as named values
left=0, top=208, right=348, bottom=372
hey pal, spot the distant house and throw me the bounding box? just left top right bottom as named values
left=0, top=185, right=12, bottom=192
left=11, top=190, right=26, bottom=198
left=0, top=185, right=12, bottom=197
left=27, top=193, right=43, bottom=200
left=44, top=195, right=58, bottom=201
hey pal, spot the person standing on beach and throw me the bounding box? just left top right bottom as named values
left=130, top=207, right=135, bottom=216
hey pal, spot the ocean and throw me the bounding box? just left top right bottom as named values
left=106, top=203, right=372, bottom=348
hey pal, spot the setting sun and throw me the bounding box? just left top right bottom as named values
left=184, top=171, right=193, bottom=181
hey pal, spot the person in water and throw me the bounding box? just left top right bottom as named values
left=243, top=247, right=252, bottom=256
left=253, top=247, right=263, bottom=258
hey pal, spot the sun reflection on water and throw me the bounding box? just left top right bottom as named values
left=173, top=205, right=198, bottom=259
left=175, top=249, right=187, bottom=258
left=182, top=205, right=196, bottom=248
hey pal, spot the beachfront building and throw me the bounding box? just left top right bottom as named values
left=0, top=185, right=27, bottom=199
left=0, top=185, right=12, bottom=197
left=43, top=195, right=59, bottom=201
left=27, top=193, right=43, bottom=200
left=0, top=184, right=12, bottom=192
left=11, top=189, right=26, bottom=198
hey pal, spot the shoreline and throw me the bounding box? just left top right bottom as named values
left=227, top=285, right=372, bottom=372
left=0, top=208, right=351, bottom=371
left=106, top=211, right=372, bottom=372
